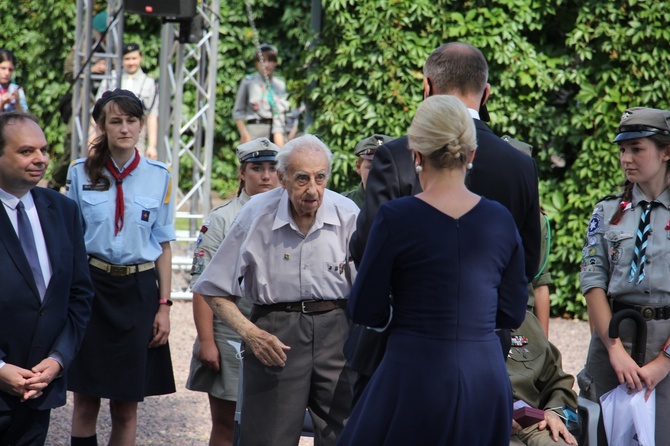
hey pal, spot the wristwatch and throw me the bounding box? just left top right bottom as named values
left=662, top=343, right=670, bottom=359
left=158, top=298, right=173, bottom=306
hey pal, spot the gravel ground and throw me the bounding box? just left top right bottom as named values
left=45, top=301, right=591, bottom=445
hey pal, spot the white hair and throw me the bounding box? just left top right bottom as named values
left=276, top=134, right=333, bottom=176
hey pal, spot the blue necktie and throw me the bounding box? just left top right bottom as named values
left=629, top=200, right=659, bottom=284
left=16, top=201, right=46, bottom=299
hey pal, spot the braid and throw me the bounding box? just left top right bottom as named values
left=609, top=180, right=634, bottom=224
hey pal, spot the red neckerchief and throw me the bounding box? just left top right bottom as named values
left=105, top=149, right=141, bottom=235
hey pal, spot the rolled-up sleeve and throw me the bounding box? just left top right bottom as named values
left=579, top=205, right=610, bottom=294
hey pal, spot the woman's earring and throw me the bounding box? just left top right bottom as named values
left=467, top=163, right=473, bottom=170
left=415, top=165, right=423, bottom=173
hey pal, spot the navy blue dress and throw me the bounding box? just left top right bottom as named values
left=338, top=196, right=528, bottom=445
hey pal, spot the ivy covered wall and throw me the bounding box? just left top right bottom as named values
left=3, top=0, right=669, bottom=318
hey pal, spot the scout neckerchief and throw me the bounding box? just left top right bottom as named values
left=630, top=200, right=660, bottom=284
left=106, top=149, right=141, bottom=235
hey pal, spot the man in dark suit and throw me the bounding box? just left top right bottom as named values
left=0, top=113, right=94, bottom=445
left=346, top=42, right=541, bottom=402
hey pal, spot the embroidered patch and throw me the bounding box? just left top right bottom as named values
left=190, top=250, right=205, bottom=275
left=141, top=210, right=150, bottom=222
left=200, top=225, right=208, bottom=234
left=196, top=235, right=203, bottom=247
left=587, top=214, right=602, bottom=235
left=586, top=235, right=597, bottom=247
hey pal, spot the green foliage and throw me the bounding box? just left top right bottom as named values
left=5, top=0, right=670, bottom=318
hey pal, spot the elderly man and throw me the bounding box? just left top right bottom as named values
left=193, top=134, right=358, bottom=446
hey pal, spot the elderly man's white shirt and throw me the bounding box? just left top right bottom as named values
left=193, top=187, right=359, bottom=304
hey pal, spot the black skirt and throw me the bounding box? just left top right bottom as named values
left=67, top=266, right=176, bottom=401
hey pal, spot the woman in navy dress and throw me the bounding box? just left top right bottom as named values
left=337, top=95, right=528, bottom=445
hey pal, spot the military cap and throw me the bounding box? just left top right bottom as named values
left=236, top=138, right=279, bottom=163
left=354, top=134, right=393, bottom=160
left=614, top=107, right=670, bottom=142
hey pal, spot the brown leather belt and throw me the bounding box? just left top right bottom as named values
left=612, top=300, right=670, bottom=321
left=257, top=299, right=347, bottom=314
left=89, top=257, right=154, bottom=277
left=247, top=118, right=272, bottom=125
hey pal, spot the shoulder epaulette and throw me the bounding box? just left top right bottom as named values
left=71, top=157, right=86, bottom=166
left=145, top=158, right=170, bottom=171
left=597, top=193, right=621, bottom=203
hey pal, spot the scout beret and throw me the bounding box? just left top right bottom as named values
left=123, top=42, right=141, bottom=56
left=92, top=89, right=143, bottom=121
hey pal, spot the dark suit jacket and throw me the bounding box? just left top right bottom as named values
left=347, top=119, right=541, bottom=374
left=0, top=187, right=93, bottom=410
left=350, top=121, right=541, bottom=280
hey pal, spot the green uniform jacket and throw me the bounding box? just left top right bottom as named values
left=507, top=311, right=577, bottom=412
left=341, top=183, right=365, bottom=209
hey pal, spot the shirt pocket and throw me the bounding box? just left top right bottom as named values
left=133, top=195, right=160, bottom=227
left=603, top=230, right=634, bottom=264
left=80, top=192, right=109, bottom=223
left=321, top=260, right=348, bottom=297
left=507, top=345, right=543, bottom=379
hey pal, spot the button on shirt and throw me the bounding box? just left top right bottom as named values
left=580, top=184, right=670, bottom=306
left=0, top=188, right=52, bottom=289
left=192, top=187, right=359, bottom=305
left=65, top=155, right=176, bottom=264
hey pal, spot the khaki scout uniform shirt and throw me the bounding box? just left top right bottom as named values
left=190, top=189, right=253, bottom=320
left=192, top=187, right=359, bottom=304
left=232, top=72, right=288, bottom=135
left=580, top=185, right=670, bottom=306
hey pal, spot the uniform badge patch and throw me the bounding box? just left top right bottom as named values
left=190, top=248, right=206, bottom=275
left=586, top=235, right=597, bottom=247
left=141, top=210, right=150, bottom=222
left=587, top=214, right=602, bottom=235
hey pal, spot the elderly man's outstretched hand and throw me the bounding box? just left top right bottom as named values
left=245, top=326, right=291, bottom=367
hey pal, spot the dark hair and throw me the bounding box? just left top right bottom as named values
left=254, top=50, right=277, bottom=63
left=423, top=42, right=488, bottom=97
left=85, top=96, right=144, bottom=186
left=0, top=49, right=18, bottom=67
left=609, top=133, right=670, bottom=224
left=0, top=112, right=39, bottom=155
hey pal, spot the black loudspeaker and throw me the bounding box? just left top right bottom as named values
left=125, top=0, right=197, bottom=19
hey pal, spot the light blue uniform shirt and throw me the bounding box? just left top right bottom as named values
left=65, top=154, right=175, bottom=265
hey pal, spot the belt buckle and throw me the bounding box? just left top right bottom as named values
left=301, top=301, right=310, bottom=314
left=639, top=306, right=655, bottom=321
left=110, top=265, right=128, bottom=276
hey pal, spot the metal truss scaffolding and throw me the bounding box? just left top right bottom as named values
left=159, top=1, right=219, bottom=299
left=71, top=0, right=124, bottom=160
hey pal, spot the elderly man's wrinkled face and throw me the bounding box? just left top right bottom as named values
left=281, top=147, right=330, bottom=220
